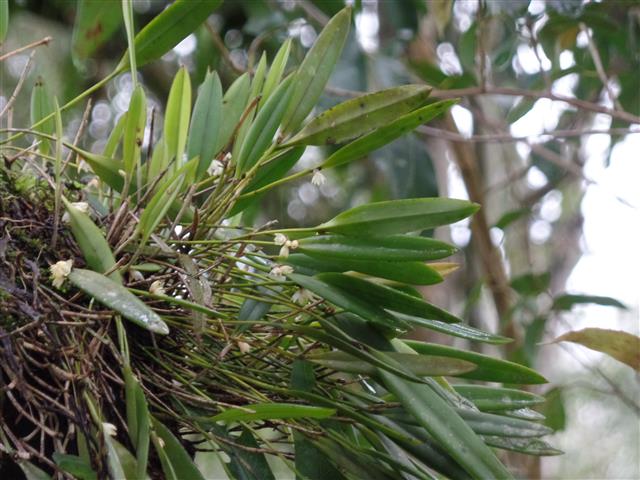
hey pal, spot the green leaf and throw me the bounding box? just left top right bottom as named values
left=316, top=273, right=461, bottom=323
left=137, top=157, right=197, bottom=254
left=281, top=7, right=352, bottom=135
left=551, top=328, right=640, bottom=371
left=123, top=368, right=150, bottom=480
left=510, top=272, right=550, bottom=296
left=378, top=352, right=513, bottom=478
left=122, top=85, right=147, bottom=179
left=152, top=418, right=206, bottom=480
left=66, top=146, right=127, bottom=191
left=122, top=0, right=137, bottom=81
left=216, top=73, right=251, bottom=153
left=68, top=268, right=169, bottom=334
left=456, top=409, right=552, bottom=438
left=320, top=99, right=457, bottom=169
left=298, top=234, right=457, bottom=261
left=494, top=207, right=530, bottom=230
left=285, top=253, right=443, bottom=286
left=30, top=77, right=54, bottom=156
left=404, top=340, right=548, bottom=384
left=308, top=350, right=476, bottom=376
left=164, top=66, right=192, bottom=168
left=18, top=462, right=52, bottom=480
left=188, top=70, right=223, bottom=180
left=0, top=0, right=8, bottom=43
left=288, top=273, right=407, bottom=330
left=71, top=0, right=122, bottom=63
left=118, top=0, right=222, bottom=69
left=540, top=387, right=566, bottom=431
left=103, top=434, right=128, bottom=480
left=211, top=403, right=336, bottom=423
left=453, top=385, right=546, bottom=412
left=261, top=38, right=292, bottom=106
left=507, top=97, right=536, bottom=123
left=287, top=85, right=432, bottom=146
left=393, top=312, right=511, bottom=344
left=229, top=146, right=305, bottom=216
left=481, top=436, right=563, bottom=456
left=236, top=75, right=294, bottom=174
left=551, top=294, right=627, bottom=311
left=62, top=197, right=121, bottom=283
left=103, top=111, right=128, bottom=158
left=317, top=198, right=479, bottom=236
left=227, top=427, right=276, bottom=480
left=53, top=453, right=97, bottom=480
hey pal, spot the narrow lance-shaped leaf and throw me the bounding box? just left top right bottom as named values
left=281, top=7, right=351, bottom=135
left=68, top=268, right=169, bottom=334
left=188, top=70, right=222, bottom=180
left=164, top=66, right=192, bottom=170
left=136, top=157, right=198, bottom=254
left=212, top=403, right=336, bottom=423
left=285, top=253, right=444, bottom=286
left=72, top=0, right=122, bottom=64
left=321, top=100, right=457, bottom=169
left=551, top=328, right=640, bottom=371
left=308, top=350, right=476, bottom=377
left=394, top=313, right=511, bottom=344
left=117, top=0, right=222, bottom=69
left=30, top=77, right=54, bottom=156
left=123, top=85, right=147, bottom=179
left=227, top=428, right=276, bottom=480
left=260, top=38, right=292, bottom=106
left=404, top=340, right=548, bottom=384
left=215, top=73, right=250, bottom=154
left=298, top=234, right=457, bottom=261
left=316, top=198, right=479, bottom=236
left=236, top=75, right=294, bottom=174
left=62, top=197, right=122, bottom=283
left=103, top=112, right=128, bottom=158
left=53, top=453, right=97, bottom=480
left=453, top=385, right=546, bottom=412
left=482, top=436, right=563, bottom=457
left=121, top=0, right=137, bottom=83
left=288, top=273, right=408, bottom=330
left=551, top=294, right=627, bottom=311
left=317, top=272, right=461, bottom=323
left=151, top=418, right=206, bottom=480
left=378, top=340, right=514, bottom=479
left=287, top=85, right=431, bottom=146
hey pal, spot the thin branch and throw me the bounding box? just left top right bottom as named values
left=0, top=51, right=35, bottom=118
left=416, top=125, right=639, bottom=143
left=0, top=36, right=52, bottom=62
left=63, top=99, right=92, bottom=173
left=580, top=22, right=623, bottom=111
left=204, top=20, right=245, bottom=75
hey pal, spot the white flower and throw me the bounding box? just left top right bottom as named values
left=208, top=159, right=224, bottom=177
left=292, top=288, right=314, bottom=305
left=149, top=280, right=166, bottom=296
left=269, top=264, right=294, bottom=280
left=102, top=422, right=117, bottom=437
left=311, top=169, right=326, bottom=186
left=237, top=341, right=251, bottom=354
left=49, top=259, right=73, bottom=289
left=62, top=202, right=89, bottom=223
left=278, top=239, right=299, bottom=258
left=274, top=233, right=288, bottom=246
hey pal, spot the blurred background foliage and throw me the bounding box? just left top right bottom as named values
left=1, top=0, right=639, bottom=478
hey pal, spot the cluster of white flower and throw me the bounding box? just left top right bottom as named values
left=292, top=288, right=315, bottom=305
left=311, top=169, right=326, bottom=186
left=208, top=159, right=224, bottom=177
left=274, top=233, right=299, bottom=258
left=49, top=259, right=73, bottom=288
left=269, top=264, right=294, bottom=280
left=149, top=280, right=166, bottom=296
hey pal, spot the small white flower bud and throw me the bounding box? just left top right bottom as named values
left=311, top=169, right=326, bottom=186
left=149, top=280, right=166, bottom=296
